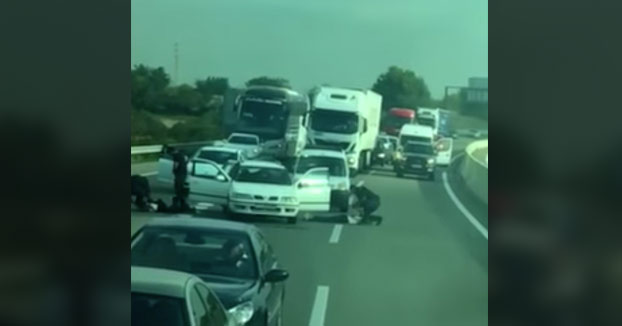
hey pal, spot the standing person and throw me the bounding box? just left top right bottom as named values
left=172, top=148, right=190, bottom=211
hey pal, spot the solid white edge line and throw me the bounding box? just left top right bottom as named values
left=309, top=286, right=330, bottom=326
left=442, top=172, right=488, bottom=240
left=140, top=171, right=158, bottom=177
left=329, top=225, right=343, bottom=244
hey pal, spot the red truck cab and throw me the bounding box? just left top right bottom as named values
left=382, top=108, right=416, bottom=136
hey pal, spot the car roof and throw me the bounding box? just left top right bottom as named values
left=198, top=146, right=239, bottom=153
left=229, top=133, right=259, bottom=139
left=142, top=216, right=256, bottom=234
left=131, top=266, right=194, bottom=298
left=299, top=149, right=346, bottom=159
left=240, top=160, right=286, bottom=169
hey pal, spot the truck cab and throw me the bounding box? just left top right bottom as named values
left=416, top=107, right=440, bottom=139
left=308, top=86, right=382, bottom=174
left=382, top=108, right=416, bottom=136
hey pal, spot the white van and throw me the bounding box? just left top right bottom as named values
left=398, top=124, right=434, bottom=147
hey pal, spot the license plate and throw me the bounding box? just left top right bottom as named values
left=411, top=164, right=422, bottom=168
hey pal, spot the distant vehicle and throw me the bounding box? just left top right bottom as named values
left=382, top=108, right=416, bottom=136
left=293, top=148, right=350, bottom=212
left=224, top=86, right=309, bottom=159
left=224, top=133, right=262, bottom=159
left=398, top=124, right=435, bottom=147
left=186, top=159, right=331, bottom=223
left=131, top=266, right=234, bottom=326
left=308, top=86, right=382, bottom=174
left=434, top=137, right=454, bottom=166
left=132, top=217, right=290, bottom=326
left=437, top=110, right=452, bottom=138
left=157, top=145, right=244, bottom=184
left=416, top=108, right=440, bottom=138
left=393, top=141, right=437, bottom=180
left=372, top=135, right=397, bottom=167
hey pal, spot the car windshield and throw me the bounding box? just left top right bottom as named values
left=400, top=135, right=431, bottom=146
left=235, top=166, right=292, bottom=185
left=310, top=109, right=358, bottom=134
left=131, top=227, right=258, bottom=280
left=197, top=150, right=237, bottom=165
left=229, top=136, right=258, bottom=145
left=131, top=293, right=188, bottom=326
left=296, top=156, right=346, bottom=177
left=404, top=143, right=435, bottom=155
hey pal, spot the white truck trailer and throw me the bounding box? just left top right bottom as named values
left=307, top=86, right=382, bottom=174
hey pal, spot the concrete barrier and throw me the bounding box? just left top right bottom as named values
left=460, top=139, right=488, bottom=204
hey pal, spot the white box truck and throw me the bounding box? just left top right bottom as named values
left=308, top=86, right=382, bottom=173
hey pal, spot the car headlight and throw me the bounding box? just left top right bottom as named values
left=427, top=158, right=435, bottom=165
left=281, top=196, right=298, bottom=203
left=377, top=152, right=385, bottom=158
left=227, top=301, right=254, bottom=325
left=347, top=157, right=355, bottom=164
left=231, top=192, right=252, bottom=200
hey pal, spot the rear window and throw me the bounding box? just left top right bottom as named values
left=132, top=292, right=188, bottom=326
left=229, top=136, right=258, bottom=145
left=197, top=150, right=237, bottom=165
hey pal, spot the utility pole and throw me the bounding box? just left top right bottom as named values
left=174, top=42, right=179, bottom=85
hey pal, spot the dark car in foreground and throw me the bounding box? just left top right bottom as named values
left=393, top=141, right=437, bottom=180
left=131, top=217, right=289, bottom=326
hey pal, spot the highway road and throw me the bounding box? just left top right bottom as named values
left=131, top=138, right=488, bottom=326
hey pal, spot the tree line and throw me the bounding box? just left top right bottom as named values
left=131, top=64, right=475, bottom=145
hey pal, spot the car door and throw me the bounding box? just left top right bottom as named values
left=435, top=137, right=453, bottom=166
left=254, top=230, right=282, bottom=326
left=195, top=283, right=231, bottom=326
left=188, top=160, right=231, bottom=205
left=296, top=167, right=331, bottom=212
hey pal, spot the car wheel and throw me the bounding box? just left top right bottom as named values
left=428, top=172, right=436, bottom=181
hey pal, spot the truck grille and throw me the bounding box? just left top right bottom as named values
left=314, top=139, right=350, bottom=150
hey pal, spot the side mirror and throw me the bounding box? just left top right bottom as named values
left=264, top=269, right=289, bottom=283
left=216, top=174, right=227, bottom=182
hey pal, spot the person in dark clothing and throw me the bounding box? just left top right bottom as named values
left=172, top=149, right=190, bottom=210
left=131, top=175, right=152, bottom=211
left=348, top=181, right=382, bottom=225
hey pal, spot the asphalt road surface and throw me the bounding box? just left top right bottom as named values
left=131, top=141, right=488, bottom=326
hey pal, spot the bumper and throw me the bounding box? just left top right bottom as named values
left=228, top=200, right=298, bottom=217
left=394, top=161, right=435, bottom=174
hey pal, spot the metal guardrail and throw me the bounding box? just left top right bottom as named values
left=130, top=140, right=220, bottom=156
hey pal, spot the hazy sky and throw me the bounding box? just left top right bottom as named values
left=131, top=0, right=487, bottom=98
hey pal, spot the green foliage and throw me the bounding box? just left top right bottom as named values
left=167, top=109, right=224, bottom=143
left=372, top=66, right=431, bottom=112
left=246, top=76, right=291, bottom=89
left=131, top=64, right=171, bottom=112
left=130, top=108, right=169, bottom=145
left=195, top=77, right=229, bottom=99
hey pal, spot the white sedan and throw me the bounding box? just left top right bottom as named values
left=434, top=137, right=454, bottom=166
left=222, top=133, right=262, bottom=159
left=188, top=159, right=331, bottom=223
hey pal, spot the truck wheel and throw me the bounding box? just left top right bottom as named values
left=428, top=171, right=436, bottom=181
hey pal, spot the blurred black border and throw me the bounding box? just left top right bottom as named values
left=491, top=1, right=622, bottom=325
left=0, top=1, right=129, bottom=326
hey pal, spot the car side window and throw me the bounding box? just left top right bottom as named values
left=193, top=161, right=220, bottom=179
left=196, top=284, right=228, bottom=326
left=189, top=287, right=208, bottom=326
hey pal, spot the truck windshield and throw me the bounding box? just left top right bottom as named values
left=296, top=156, right=346, bottom=177
left=404, top=143, right=434, bottom=155
left=384, top=115, right=412, bottom=128
left=400, top=135, right=430, bottom=146
left=310, top=109, right=358, bottom=134
left=417, top=117, right=435, bottom=128
left=239, top=99, right=287, bottom=129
